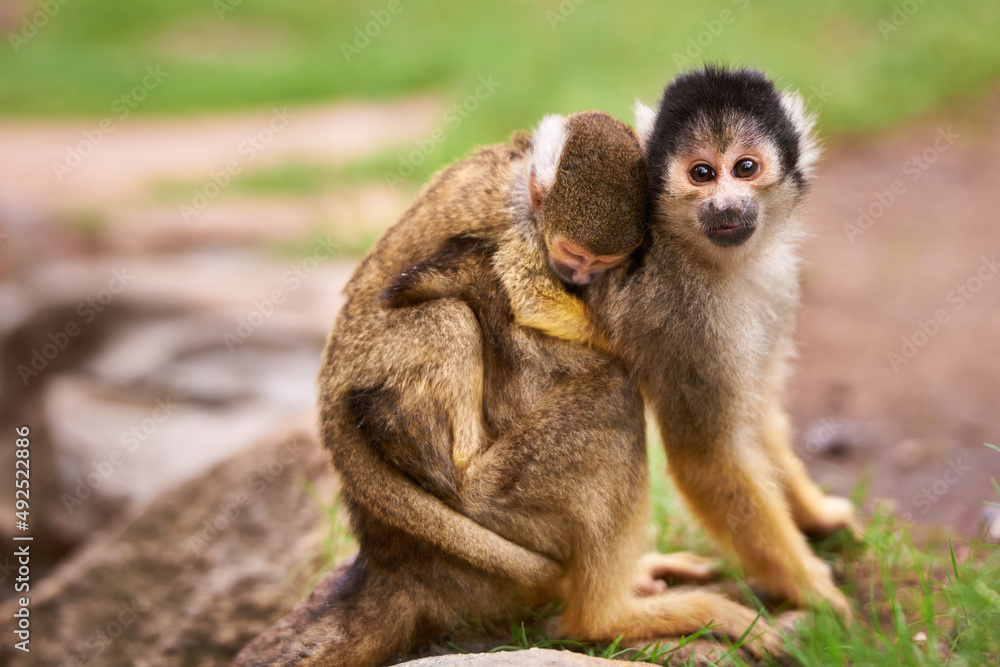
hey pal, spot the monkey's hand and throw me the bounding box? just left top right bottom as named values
left=634, top=551, right=721, bottom=596
left=597, top=590, right=782, bottom=659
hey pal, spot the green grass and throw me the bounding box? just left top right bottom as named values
left=783, top=516, right=1000, bottom=667
left=152, top=161, right=374, bottom=200
left=299, top=476, right=356, bottom=594
left=227, top=162, right=345, bottom=195
left=313, top=439, right=1000, bottom=665
left=9, top=0, right=998, bottom=248
left=3, top=1, right=999, bottom=173
left=270, top=226, right=385, bottom=261
left=480, top=440, right=1000, bottom=666
left=492, top=513, right=1000, bottom=666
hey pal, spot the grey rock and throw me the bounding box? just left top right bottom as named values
left=0, top=417, right=341, bottom=667
left=1, top=251, right=355, bottom=566
left=402, top=649, right=632, bottom=665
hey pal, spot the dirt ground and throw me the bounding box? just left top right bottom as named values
left=790, top=103, right=1000, bottom=535
left=0, top=94, right=997, bottom=552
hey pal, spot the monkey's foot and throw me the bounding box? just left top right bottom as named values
left=696, top=598, right=781, bottom=659
left=774, top=609, right=808, bottom=635
left=799, top=556, right=853, bottom=621
left=751, top=555, right=852, bottom=622
left=798, top=495, right=856, bottom=538
left=634, top=551, right=721, bottom=596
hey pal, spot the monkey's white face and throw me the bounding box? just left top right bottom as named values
left=663, top=137, right=784, bottom=251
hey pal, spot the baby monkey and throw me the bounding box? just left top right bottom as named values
left=233, top=110, right=777, bottom=667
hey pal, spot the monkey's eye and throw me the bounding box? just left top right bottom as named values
left=732, top=159, right=759, bottom=179
left=689, top=164, right=716, bottom=184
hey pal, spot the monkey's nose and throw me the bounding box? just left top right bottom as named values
left=551, top=260, right=595, bottom=285
left=701, top=198, right=758, bottom=225
left=549, top=237, right=625, bottom=285
left=699, top=198, right=759, bottom=247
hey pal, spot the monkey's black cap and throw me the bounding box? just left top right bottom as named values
left=646, top=65, right=804, bottom=191
left=546, top=111, right=648, bottom=256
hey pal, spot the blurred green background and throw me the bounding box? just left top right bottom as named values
left=3, top=0, right=999, bottom=193
left=2, top=4, right=999, bottom=663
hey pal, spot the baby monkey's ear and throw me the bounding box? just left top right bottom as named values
left=528, top=114, right=568, bottom=213
left=633, top=100, right=656, bottom=155
left=528, top=168, right=546, bottom=212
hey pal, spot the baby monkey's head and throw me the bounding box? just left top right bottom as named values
left=636, top=66, right=819, bottom=255
left=525, top=111, right=647, bottom=285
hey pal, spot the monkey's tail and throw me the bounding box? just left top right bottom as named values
left=231, top=555, right=421, bottom=667
left=327, top=417, right=564, bottom=587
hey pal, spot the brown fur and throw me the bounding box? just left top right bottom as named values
left=544, top=111, right=647, bottom=255
left=232, top=111, right=778, bottom=667
left=587, top=69, right=854, bottom=616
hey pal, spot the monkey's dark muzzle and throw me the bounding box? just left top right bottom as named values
left=699, top=199, right=759, bottom=248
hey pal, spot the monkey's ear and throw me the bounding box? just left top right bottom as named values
left=529, top=114, right=567, bottom=195
left=633, top=100, right=656, bottom=153
left=528, top=167, right=546, bottom=212
left=778, top=90, right=822, bottom=177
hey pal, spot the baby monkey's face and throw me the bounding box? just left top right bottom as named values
left=666, top=134, right=783, bottom=248
left=546, top=234, right=633, bottom=285
left=529, top=110, right=648, bottom=286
